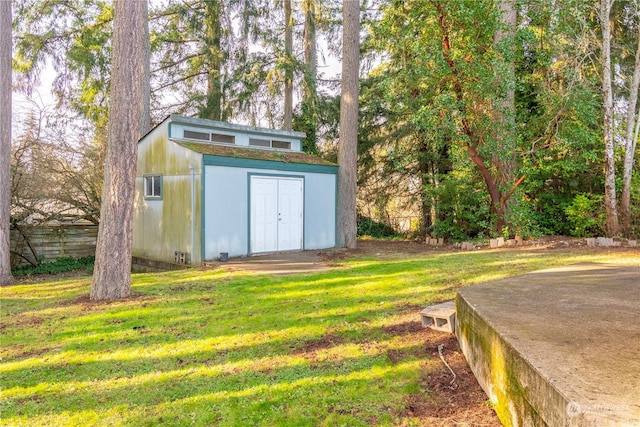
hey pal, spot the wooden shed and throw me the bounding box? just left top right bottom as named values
left=133, top=115, right=338, bottom=266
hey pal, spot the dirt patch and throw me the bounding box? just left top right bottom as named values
left=57, top=291, right=148, bottom=310
left=397, top=303, right=427, bottom=314
left=381, top=320, right=424, bottom=337
left=318, top=236, right=637, bottom=263
left=11, top=345, right=61, bottom=361
left=299, top=333, right=345, bottom=353
left=0, top=315, right=46, bottom=333
left=18, top=315, right=45, bottom=327
left=401, top=334, right=501, bottom=426
left=357, top=239, right=442, bottom=255
left=59, top=294, right=92, bottom=307
left=10, top=269, right=91, bottom=285
left=386, top=344, right=431, bottom=364
left=368, top=304, right=500, bottom=424
left=317, top=240, right=432, bottom=262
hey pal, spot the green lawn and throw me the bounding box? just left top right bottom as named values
left=1, top=245, right=638, bottom=426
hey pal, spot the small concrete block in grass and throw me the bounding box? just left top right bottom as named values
left=629, top=240, right=637, bottom=247
left=420, top=301, right=456, bottom=333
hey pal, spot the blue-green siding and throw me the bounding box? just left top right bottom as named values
left=203, top=165, right=336, bottom=259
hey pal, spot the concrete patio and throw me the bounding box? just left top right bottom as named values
left=456, top=263, right=640, bottom=426
left=221, top=250, right=331, bottom=275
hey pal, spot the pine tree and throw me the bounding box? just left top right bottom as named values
left=337, top=0, right=360, bottom=248
left=0, top=0, right=14, bottom=285
left=90, top=0, right=149, bottom=300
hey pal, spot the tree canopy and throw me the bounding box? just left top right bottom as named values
left=7, top=0, right=640, bottom=251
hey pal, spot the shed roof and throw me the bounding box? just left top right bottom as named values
left=175, top=141, right=337, bottom=166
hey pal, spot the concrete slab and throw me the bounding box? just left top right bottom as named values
left=456, top=263, right=640, bottom=427
left=221, top=250, right=331, bottom=275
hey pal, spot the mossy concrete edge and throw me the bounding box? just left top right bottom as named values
left=455, top=291, right=582, bottom=427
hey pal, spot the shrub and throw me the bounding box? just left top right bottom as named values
left=564, top=193, right=605, bottom=237
left=12, top=256, right=95, bottom=277
left=357, top=214, right=400, bottom=238
left=427, top=174, right=490, bottom=241
left=506, top=197, right=544, bottom=239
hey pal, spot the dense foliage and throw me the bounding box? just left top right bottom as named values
left=356, top=214, right=400, bottom=238
left=357, top=0, right=639, bottom=240
left=9, top=0, right=640, bottom=242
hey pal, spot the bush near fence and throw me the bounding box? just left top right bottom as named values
left=10, top=224, right=98, bottom=267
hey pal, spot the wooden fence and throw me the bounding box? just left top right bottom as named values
left=10, top=224, right=98, bottom=266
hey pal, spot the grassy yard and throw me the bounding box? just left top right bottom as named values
left=1, top=243, right=638, bottom=426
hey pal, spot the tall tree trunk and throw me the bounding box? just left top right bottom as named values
left=418, top=152, right=432, bottom=236
left=0, top=0, right=13, bottom=285
left=303, top=0, right=317, bottom=90
left=601, top=0, right=619, bottom=236
left=620, top=27, right=640, bottom=235
left=337, top=0, right=360, bottom=248
left=283, top=0, right=293, bottom=130
left=91, top=0, right=149, bottom=300
left=141, top=6, right=151, bottom=136
left=493, top=0, right=517, bottom=226
left=202, top=0, right=223, bottom=121
left=302, top=0, right=318, bottom=152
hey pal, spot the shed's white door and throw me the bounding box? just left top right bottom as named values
left=250, top=177, right=279, bottom=253
left=276, top=178, right=304, bottom=251
left=250, top=176, right=303, bottom=253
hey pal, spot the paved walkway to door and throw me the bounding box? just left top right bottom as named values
left=221, top=250, right=335, bottom=275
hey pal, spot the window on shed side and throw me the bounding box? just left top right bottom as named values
left=271, top=140, right=291, bottom=149
left=211, top=133, right=235, bottom=144
left=184, top=130, right=210, bottom=141
left=249, top=138, right=292, bottom=149
left=144, top=175, right=162, bottom=199
left=249, top=138, right=271, bottom=148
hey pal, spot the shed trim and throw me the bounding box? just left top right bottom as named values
left=200, top=155, right=206, bottom=264
left=203, top=154, right=339, bottom=174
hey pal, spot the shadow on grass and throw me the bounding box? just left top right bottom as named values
left=2, top=305, right=439, bottom=384
left=2, top=246, right=609, bottom=425
left=2, top=335, right=458, bottom=422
